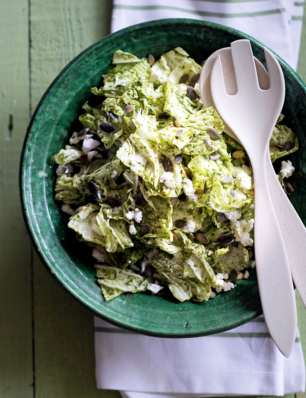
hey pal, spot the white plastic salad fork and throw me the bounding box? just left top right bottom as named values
left=210, top=39, right=297, bottom=357
left=201, top=46, right=306, bottom=313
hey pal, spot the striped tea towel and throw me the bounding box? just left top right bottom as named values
left=111, top=0, right=305, bottom=70
left=95, top=0, right=306, bottom=396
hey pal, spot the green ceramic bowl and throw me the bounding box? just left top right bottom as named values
left=20, top=19, right=306, bottom=337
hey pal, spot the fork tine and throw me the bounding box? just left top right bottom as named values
left=231, top=40, right=259, bottom=92
left=264, top=48, right=285, bottom=96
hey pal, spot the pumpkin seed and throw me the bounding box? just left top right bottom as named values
left=229, top=269, right=238, bottom=282
left=292, top=171, right=303, bottom=180
left=192, top=298, right=203, bottom=303
left=96, top=245, right=106, bottom=255
left=178, top=193, right=187, bottom=202
left=219, top=238, right=235, bottom=247
left=176, top=129, right=184, bottom=138
left=172, top=233, right=177, bottom=242
left=204, top=181, right=207, bottom=194
left=204, top=138, right=212, bottom=151
left=175, top=219, right=188, bottom=229
left=79, top=154, right=88, bottom=164
left=124, top=104, right=135, bottom=113
left=237, top=271, right=244, bottom=280
left=210, top=152, right=220, bottom=160
left=173, top=117, right=181, bottom=127
left=144, top=264, right=154, bottom=278
left=159, top=112, right=170, bottom=119
left=136, top=197, right=147, bottom=207
left=221, top=177, right=233, bottom=183
left=187, top=86, right=197, bottom=100
left=148, top=54, right=155, bottom=66
left=275, top=144, right=284, bottom=149
left=162, top=158, right=173, bottom=172
left=206, top=128, right=220, bottom=141
left=285, top=181, right=294, bottom=194
left=88, top=180, right=102, bottom=200
left=140, top=224, right=151, bottom=234
left=190, top=73, right=200, bottom=86
left=179, top=74, right=189, bottom=84
left=216, top=213, right=226, bottom=223
left=184, top=167, right=193, bottom=179
left=195, top=232, right=210, bottom=244
left=100, top=122, right=115, bottom=133
left=174, top=155, right=183, bottom=163
left=269, top=145, right=279, bottom=152
left=248, top=250, right=253, bottom=259
left=249, top=189, right=255, bottom=194
left=283, top=141, right=295, bottom=151
left=77, top=127, right=89, bottom=137
left=232, top=151, right=245, bottom=159
left=100, top=150, right=109, bottom=159
left=106, top=197, right=122, bottom=207
left=195, top=188, right=204, bottom=195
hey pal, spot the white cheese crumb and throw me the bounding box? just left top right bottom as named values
left=212, top=273, right=235, bottom=293
left=87, top=150, right=98, bottom=161
left=160, top=172, right=176, bottom=189
left=233, top=219, right=254, bottom=246
left=182, top=220, right=196, bottom=233
left=129, top=224, right=137, bottom=235
left=125, top=211, right=134, bottom=220
left=208, top=250, right=213, bottom=256
left=92, top=248, right=105, bottom=262
left=111, top=170, right=117, bottom=178
left=280, top=160, right=295, bottom=178
left=244, top=271, right=250, bottom=279
left=183, top=178, right=198, bottom=202
left=134, top=208, right=143, bottom=223
left=69, top=131, right=91, bottom=144
left=82, top=137, right=100, bottom=154
left=242, top=165, right=252, bottom=176
left=233, top=167, right=252, bottom=192
left=61, top=204, right=75, bottom=216
left=210, top=291, right=216, bottom=299
left=225, top=210, right=241, bottom=223
left=147, top=283, right=164, bottom=294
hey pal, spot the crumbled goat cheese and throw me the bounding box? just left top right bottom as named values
left=210, top=291, right=216, bottom=299
left=129, top=224, right=137, bottom=235
left=194, top=82, right=201, bottom=96
left=213, top=273, right=235, bottom=293
left=208, top=250, right=213, bottom=256
left=69, top=131, right=91, bottom=144
left=147, top=283, right=163, bottom=294
left=92, top=248, right=105, bottom=262
left=111, top=170, right=117, bottom=178
left=244, top=271, right=250, bottom=279
left=182, top=220, right=196, bottom=233
left=233, top=167, right=252, bottom=192
left=233, top=219, right=254, bottom=246
left=242, top=165, right=252, bottom=176
left=280, top=160, right=295, bottom=178
left=125, top=209, right=143, bottom=223
left=230, top=189, right=247, bottom=201
left=125, top=211, right=134, bottom=220
left=82, top=137, right=100, bottom=154
left=225, top=210, right=241, bottom=223
left=87, top=150, right=98, bottom=161
left=183, top=178, right=198, bottom=202
left=160, top=172, right=176, bottom=189
left=61, top=204, right=75, bottom=216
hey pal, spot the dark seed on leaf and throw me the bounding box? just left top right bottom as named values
left=144, top=264, right=154, bottom=279
left=100, top=122, right=115, bottom=133
left=162, top=158, right=173, bottom=172
left=232, top=241, right=239, bottom=248
left=285, top=181, right=294, bottom=194
left=136, top=197, right=148, bottom=207
left=206, top=128, right=220, bottom=141
left=217, top=213, right=226, bottom=223
left=195, top=232, right=210, bottom=244
left=80, top=154, right=88, bottom=164
left=292, top=171, right=303, bottom=180
left=204, top=181, right=207, bottom=194
left=179, top=74, right=189, bottom=84
left=159, top=112, right=171, bottom=119
left=175, top=219, right=188, bottom=229
left=100, top=150, right=109, bottom=159
left=178, top=193, right=187, bottom=202
left=187, top=86, right=197, bottom=100
left=77, top=127, right=89, bottom=137
left=190, top=73, right=200, bottom=86
left=219, top=238, right=235, bottom=247
left=106, top=197, right=122, bottom=207
left=88, top=180, right=98, bottom=194
left=229, top=269, right=238, bottom=283
left=283, top=141, right=295, bottom=151
left=227, top=244, right=234, bottom=254
left=140, top=224, right=152, bottom=234
left=148, top=54, right=155, bottom=66
left=85, top=194, right=96, bottom=203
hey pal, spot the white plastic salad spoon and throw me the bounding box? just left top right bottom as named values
left=210, top=39, right=297, bottom=357
left=200, top=47, right=306, bottom=310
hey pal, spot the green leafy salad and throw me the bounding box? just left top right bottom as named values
left=52, top=47, right=298, bottom=302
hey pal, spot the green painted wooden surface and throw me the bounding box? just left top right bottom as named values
left=0, top=0, right=305, bottom=396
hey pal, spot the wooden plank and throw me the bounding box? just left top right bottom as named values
left=30, top=0, right=120, bottom=396
left=0, top=1, right=33, bottom=398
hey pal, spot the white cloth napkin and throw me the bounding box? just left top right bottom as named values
left=95, top=0, right=306, bottom=395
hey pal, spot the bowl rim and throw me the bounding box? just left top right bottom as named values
left=19, top=18, right=306, bottom=337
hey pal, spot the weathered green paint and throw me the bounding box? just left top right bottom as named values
left=0, top=0, right=305, bottom=396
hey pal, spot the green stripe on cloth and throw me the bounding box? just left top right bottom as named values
left=94, top=327, right=300, bottom=342
left=113, top=5, right=286, bottom=18
left=294, top=2, right=305, bottom=6
left=292, top=15, right=304, bottom=20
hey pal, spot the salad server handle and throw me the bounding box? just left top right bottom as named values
left=253, top=155, right=297, bottom=357
left=266, top=153, right=306, bottom=308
